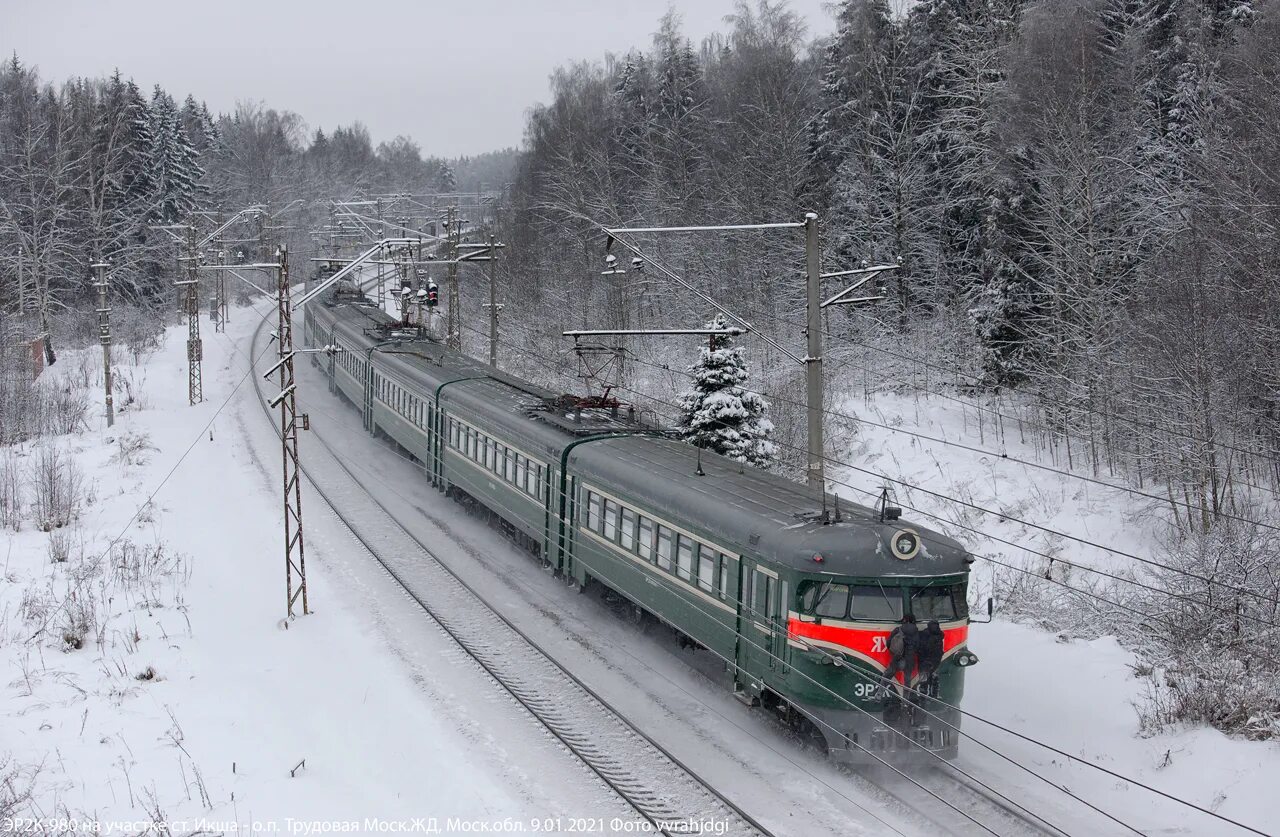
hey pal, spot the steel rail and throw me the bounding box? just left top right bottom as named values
left=248, top=316, right=775, bottom=837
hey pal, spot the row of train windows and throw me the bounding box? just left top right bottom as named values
left=582, top=490, right=736, bottom=601
left=376, top=376, right=430, bottom=430
left=798, top=581, right=965, bottom=622
left=334, top=343, right=366, bottom=380
left=448, top=419, right=546, bottom=501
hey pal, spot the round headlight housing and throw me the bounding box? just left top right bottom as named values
left=890, top=528, right=921, bottom=560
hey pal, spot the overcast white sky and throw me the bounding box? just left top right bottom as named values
left=1, top=0, right=837, bottom=158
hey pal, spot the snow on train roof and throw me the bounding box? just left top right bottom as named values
left=312, top=292, right=970, bottom=577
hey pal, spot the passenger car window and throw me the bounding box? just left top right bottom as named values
left=603, top=500, right=619, bottom=541
left=587, top=492, right=601, bottom=533
left=676, top=535, right=695, bottom=582
left=620, top=509, right=636, bottom=551
left=638, top=517, right=654, bottom=561
left=698, top=551, right=715, bottom=593
left=656, top=526, right=673, bottom=571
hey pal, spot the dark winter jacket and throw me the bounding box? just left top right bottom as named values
left=888, top=620, right=919, bottom=660
left=919, top=621, right=944, bottom=669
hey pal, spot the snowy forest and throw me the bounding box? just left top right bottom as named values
left=0, top=54, right=516, bottom=326
left=1, top=0, right=1279, bottom=739
left=503, top=0, right=1280, bottom=738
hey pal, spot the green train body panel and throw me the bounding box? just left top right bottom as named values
left=304, top=290, right=976, bottom=762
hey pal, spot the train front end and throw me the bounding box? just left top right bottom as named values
left=772, top=517, right=977, bottom=763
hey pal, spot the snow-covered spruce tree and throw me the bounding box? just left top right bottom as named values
left=149, top=87, right=203, bottom=223
left=676, top=314, right=778, bottom=469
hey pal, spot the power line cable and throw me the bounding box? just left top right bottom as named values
left=444, top=321, right=1272, bottom=836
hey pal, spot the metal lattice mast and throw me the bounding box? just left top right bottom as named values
left=91, top=261, right=114, bottom=428
left=184, top=226, right=203, bottom=405
left=275, top=245, right=309, bottom=617
left=446, top=205, right=461, bottom=350
left=487, top=233, right=500, bottom=366
left=214, top=212, right=228, bottom=333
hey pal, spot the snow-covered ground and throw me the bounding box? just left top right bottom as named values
left=2, top=303, right=1275, bottom=836
left=830, top=390, right=1280, bottom=835
left=0, top=308, right=632, bottom=834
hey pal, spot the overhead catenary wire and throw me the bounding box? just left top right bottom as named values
left=301, top=295, right=1073, bottom=833
left=607, top=350, right=1280, bottom=630
left=441, top=319, right=1272, bottom=836
left=302, top=293, right=1269, bottom=837
left=477, top=314, right=1280, bottom=618
left=286, top=371, right=1053, bottom=837
left=773, top=308, right=1280, bottom=503
left=309, top=232, right=1269, bottom=829
left=594, top=221, right=1280, bottom=515
left=775, top=292, right=1280, bottom=469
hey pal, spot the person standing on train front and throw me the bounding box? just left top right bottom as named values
left=916, top=620, right=945, bottom=698
left=883, top=614, right=919, bottom=699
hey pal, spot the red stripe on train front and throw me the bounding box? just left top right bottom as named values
left=787, top=619, right=969, bottom=677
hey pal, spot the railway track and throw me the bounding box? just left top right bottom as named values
left=248, top=318, right=775, bottom=837
left=861, top=766, right=1072, bottom=837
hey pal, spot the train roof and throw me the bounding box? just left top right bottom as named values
left=310, top=289, right=972, bottom=580
left=569, top=436, right=971, bottom=580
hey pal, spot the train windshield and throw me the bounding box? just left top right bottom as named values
left=801, top=582, right=903, bottom=622
left=909, top=585, right=967, bottom=621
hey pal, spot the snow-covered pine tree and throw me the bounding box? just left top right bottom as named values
left=149, top=87, right=203, bottom=223
left=676, top=314, right=778, bottom=469
left=120, top=79, right=157, bottom=216
left=437, top=161, right=456, bottom=192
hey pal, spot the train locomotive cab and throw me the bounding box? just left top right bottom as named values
left=762, top=520, right=977, bottom=764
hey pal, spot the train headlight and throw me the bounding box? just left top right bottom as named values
left=955, top=652, right=979, bottom=667
left=890, top=528, right=921, bottom=560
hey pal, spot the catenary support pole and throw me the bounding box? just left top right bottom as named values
left=185, top=226, right=203, bottom=405
left=488, top=233, right=499, bottom=366
left=446, top=205, right=461, bottom=351
left=92, top=261, right=114, bottom=428
left=804, top=212, right=825, bottom=503
left=275, top=246, right=309, bottom=618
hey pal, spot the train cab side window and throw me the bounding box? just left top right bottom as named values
left=676, top=535, right=695, bottom=582
left=587, top=492, right=602, bottom=534
left=620, top=509, right=636, bottom=552
left=656, top=526, right=673, bottom=571
left=638, top=517, right=654, bottom=562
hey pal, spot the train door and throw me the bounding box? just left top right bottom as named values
left=747, top=565, right=788, bottom=674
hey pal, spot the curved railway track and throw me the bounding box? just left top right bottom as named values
left=248, top=316, right=775, bottom=837
left=244, top=307, right=1106, bottom=837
